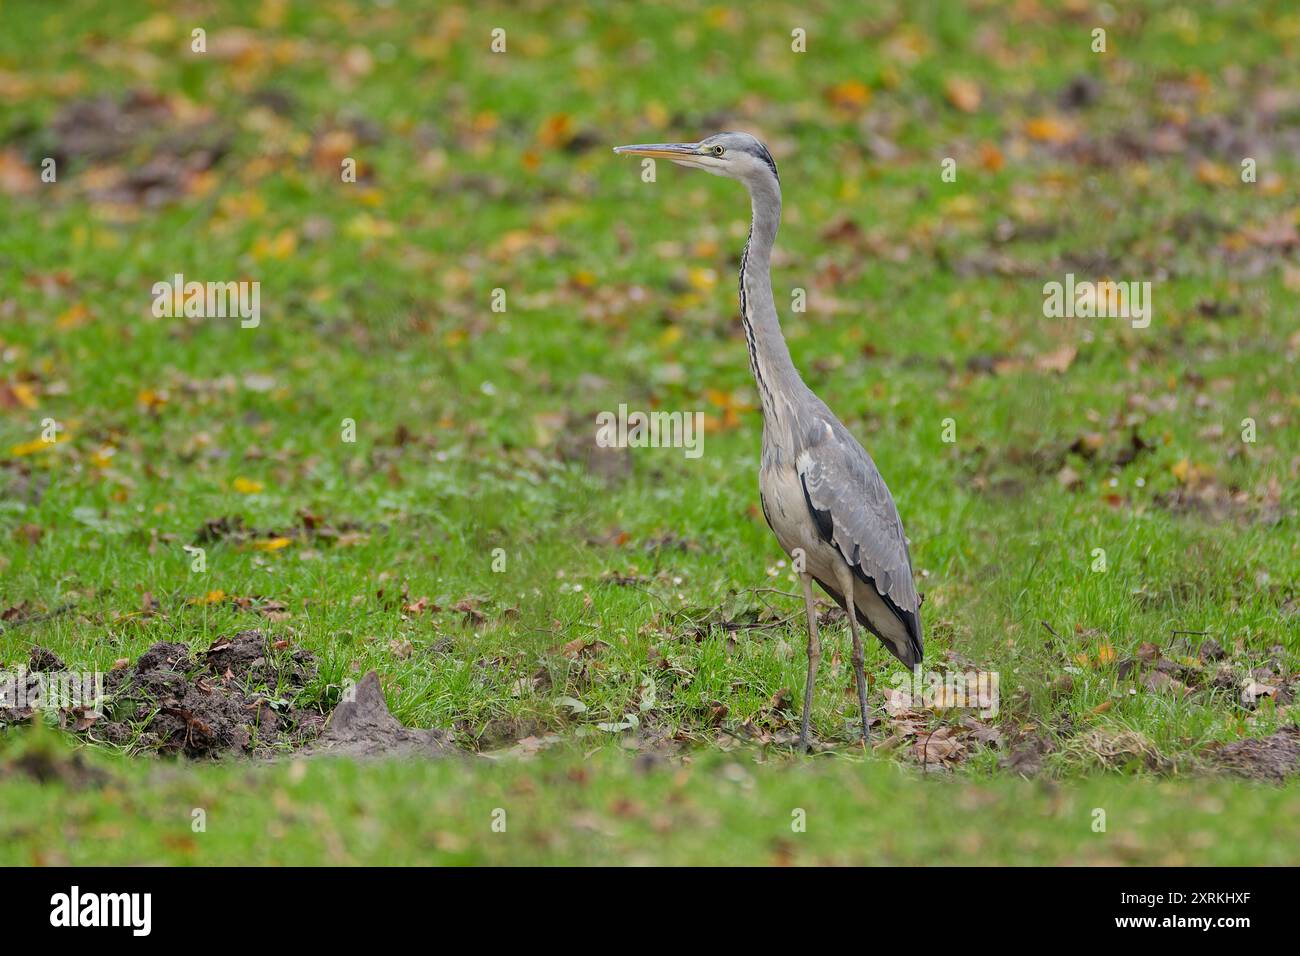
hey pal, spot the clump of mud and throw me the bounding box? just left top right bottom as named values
left=102, top=632, right=324, bottom=757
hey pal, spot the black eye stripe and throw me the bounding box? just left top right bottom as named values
left=702, top=136, right=780, bottom=182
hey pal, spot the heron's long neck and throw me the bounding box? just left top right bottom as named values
left=738, top=175, right=801, bottom=425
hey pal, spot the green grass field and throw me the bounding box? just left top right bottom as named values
left=1, top=0, right=1297, bottom=865
left=6, top=725, right=1300, bottom=866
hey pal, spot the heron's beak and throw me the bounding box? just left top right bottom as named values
left=613, top=142, right=706, bottom=166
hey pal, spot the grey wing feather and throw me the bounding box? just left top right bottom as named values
left=795, top=422, right=922, bottom=647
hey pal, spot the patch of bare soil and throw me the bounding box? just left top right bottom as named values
left=999, top=729, right=1054, bottom=776
left=2, top=741, right=109, bottom=789
left=556, top=410, right=633, bottom=484
left=192, top=510, right=378, bottom=549
left=35, top=90, right=230, bottom=207
left=1206, top=728, right=1300, bottom=782
left=1154, top=475, right=1287, bottom=526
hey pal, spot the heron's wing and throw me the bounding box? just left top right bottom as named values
left=795, top=423, right=922, bottom=651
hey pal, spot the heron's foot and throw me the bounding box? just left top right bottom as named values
left=797, top=717, right=812, bottom=754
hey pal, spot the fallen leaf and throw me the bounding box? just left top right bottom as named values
left=0, top=149, right=39, bottom=196
left=1195, top=161, right=1233, bottom=187
left=977, top=142, right=1005, bottom=172
left=187, top=589, right=226, bottom=606
left=1057, top=465, right=1082, bottom=490
left=10, top=435, right=68, bottom=456
left=1241, top=681, right=1277, bottom=707
left=251, top=537, right=292, bottom=551
left=0, top=381, right=38, bottom=409
left=943, top=76, right=981, bottom=113
left=537, top=113, right=576, bottom=149
left=1035, top=345, right=1077, bottom=374
left=825, top=80, right=872, bottom=110
left=1024, top=116, right=1077, bottom=144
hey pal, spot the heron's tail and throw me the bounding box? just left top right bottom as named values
left=865, top=603, right=921, bottom=668
left=815, top=576, right=923, bottom=667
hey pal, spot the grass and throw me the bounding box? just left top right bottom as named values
left=0, top=0, right=1297, bottom=864
left=6, top=728, right=1300, bottom=866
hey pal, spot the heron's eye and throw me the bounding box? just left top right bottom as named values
left=712, top=145, right=725, bottom=156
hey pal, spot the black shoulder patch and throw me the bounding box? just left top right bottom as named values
left=798, top=472, right=834, bottom=542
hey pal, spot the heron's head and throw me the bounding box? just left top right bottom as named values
left=613, top=132, right=779, bottom=188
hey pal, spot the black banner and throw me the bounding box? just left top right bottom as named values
left=0, top=867, right=1277, bottom=940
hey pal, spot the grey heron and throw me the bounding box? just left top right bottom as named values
left=614, top=132, right=923, bottom=750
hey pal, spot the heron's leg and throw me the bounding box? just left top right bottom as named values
left=846, top=611, right=870, bottom=744
left=798, top=572, right=822, bottom=752
left=835, top=564, right=870, bottom=744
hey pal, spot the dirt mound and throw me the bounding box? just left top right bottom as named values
left=31, top=631, right=321, bottom=758
left=28, top=646, right=67, bottom=672
left=1207, top=728, right=1300, bottom=782
left=5, top=633, right=462, bottom=762
left=35, top=90, right=230, bottom=208
left=303, top=671, right=457, bottom=760
left=5, top=741, right=109, bottom=789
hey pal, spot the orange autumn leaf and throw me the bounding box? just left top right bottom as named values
left=137, top=388, right=168, bottom=410
left=3, top=381, right=38, bottom=409
left=978, top=142, right=1005, bottom=172
left=1195, top=161, right=1232, bottom=187
left=0, top=148, right=38, bottom=196
left=56, top=303, right=91, bottom=330
left=187, top=589, right=226, bottom=606
left=1025, top=116, right=1076, bottom=144
left=943, top=76, right=981, bottom=113
left=312, top=128, right=355, bottom=173
left=251, top=228, right=298, bottom=261
left=825, top=80, right=872, bottom=111
left=537, top=113, right=575, bottom=149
